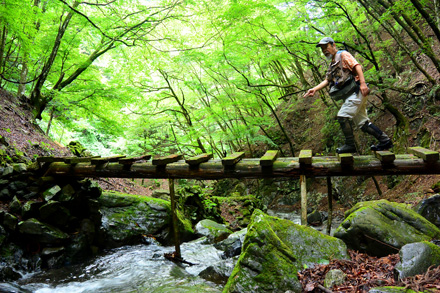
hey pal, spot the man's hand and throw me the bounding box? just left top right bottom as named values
left=303, top=88, right=316, bottom=98
left=359, top=83, right=370, bottom=97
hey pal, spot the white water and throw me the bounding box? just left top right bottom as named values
left=6, top=240, right=224, bottom=293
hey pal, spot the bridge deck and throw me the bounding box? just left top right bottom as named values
left=39, top=147, right=440, bottom=179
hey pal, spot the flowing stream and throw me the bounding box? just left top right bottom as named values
left=1, top=210, right=339, bottom=292
left=2, top=239, right=224, bottom=293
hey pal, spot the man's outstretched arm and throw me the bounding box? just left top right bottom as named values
left=303, top=79, right=329, bottom=98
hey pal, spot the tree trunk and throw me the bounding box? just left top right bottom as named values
left=30, top=1, right=80, bottom=119
left=377, top=0, right=440, bottom=74
left=46, top=107, right=55, bottom=136
left=0, top=25, right=7, bottom=76
left=409, top=0, right=440, bottom=43
left=17, top=57, right=28, bottom=97
left=358, top=0, right=436, bottom=84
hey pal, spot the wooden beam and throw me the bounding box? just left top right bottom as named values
left=152, top=154, right=183, bottom=166
left=91, top=155, right=126, bottom=165
left=65, top=156, right=100, bottom=164
left=185, top=153, right=213, bottom=166
left=408, top=147, right=439, bottom=162
left=44, top=154, right=440, bottom=179
left=119, top=154, right=152, bottom=165
left=374, top=151, right=395, bottom=164
left=260, top=150, right=279, bottom=166
left=37, top=156, right=74, bottom=163
left=222, top=152, right=245, bottom=166
left=299, top=150, right=312, bottom=165
left=337, top=153, right=354, bottom=165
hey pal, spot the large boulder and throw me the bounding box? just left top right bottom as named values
left=98, top=191, right=194, bottom=247
left=394, top=241, right=440, bottom=280
left=334, top=200, right=440, bottom=256
left=223, top=209, right=348, bottom=293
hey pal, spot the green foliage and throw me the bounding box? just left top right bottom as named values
left=1, top=0, right=436, bottom=157
left=176, top=183, right=223, bottom=224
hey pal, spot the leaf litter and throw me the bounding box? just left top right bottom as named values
left=298, top=249, right=440, bottom=292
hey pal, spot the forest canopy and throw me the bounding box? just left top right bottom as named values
left=1, top=0, right=439, bottom=157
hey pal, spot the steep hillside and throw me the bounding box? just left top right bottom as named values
left=0, top=89, right=153, bottom=195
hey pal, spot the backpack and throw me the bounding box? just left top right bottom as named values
left=327, top=51, right=359, bottom=100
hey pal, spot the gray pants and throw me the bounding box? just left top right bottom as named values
left=337, top=91, right=369, bottom=129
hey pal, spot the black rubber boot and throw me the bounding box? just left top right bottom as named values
left=336, top=117, right=357, bottom=154
left=361, top=122, right=393, bottom=151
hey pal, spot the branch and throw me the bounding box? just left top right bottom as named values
left=80, top=0, right=117, bottom=6
left=57, top=0, right=113, bottom=39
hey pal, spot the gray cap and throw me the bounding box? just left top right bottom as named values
left=316, top=37, right=334, bottom=47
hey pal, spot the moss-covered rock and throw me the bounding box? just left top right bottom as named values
left=394, top=241, right=440, bottom=280
left=223, top=209, right=348, bottom=293
left=334, top=200, right=440, bottom=256
left=195, top=219, right=232, bottom=243
left=18, top=218, right=69, bottom=244
left=99, top=191, right=194, bottom=247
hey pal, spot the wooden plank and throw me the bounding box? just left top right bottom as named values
left=37, top=156, right=72, bottom=163
left=337, top=153, right=354, bottom=165
left=65, top=156, right=100, bottom=164
left=222, top=152, right=245, bottom=166
left=152, top=154, right=183, bottom=166
left=299, top=150, right=312, bottom=165
left=260, top=150, right=279, bottom=166
left=91, top=155, right=126, bottom=165
left=119, top=154, right=152, bottom=165
left=374, top=151, right=395, bottom=164
left=185, top=153, right=213, bottom=166
left=408, top=147, right=439, bottom=162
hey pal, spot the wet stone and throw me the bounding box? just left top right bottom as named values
left=0, top=189, right=10, bottom=200
left=8, top=181, right=28, bottom=192
left=2, top=166, right=13, bottom=176
left=42, top=185, right=61, bottom=201
left=21, top=200, right=43, bottom=219
left=41, top=246, right=65, bottom=257
left=39, top=201, right=70, bottom=227
left=23, top=191, right=38, bottom=200
left=9, top=196, right=22, bottom=214
left=0, top=266, right=21, bottom=282
left=59, top=184, right=75, bottom=202
left=12, top=163, right=27, bottom=173
left=0, top=179, right=9, bottom=187
left=18, top=218, right=69, bottom=244
left=0, top=225, right=6, bottom=246
left=3, top=213, right=18, bottom=231
left=415, top=194, right=440, bottom=228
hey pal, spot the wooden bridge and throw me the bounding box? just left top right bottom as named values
left=38, top=147, right=440, bottom=179
left=36, top=146, right=440, bottom=256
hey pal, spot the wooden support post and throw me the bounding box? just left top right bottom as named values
left=371, top=176, right=382, bottom=196
left=300, top=175, right=307, bottom=226
left=327, top=176, right=333, bottom=235
left=169, top=178, right=181, bottom=258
